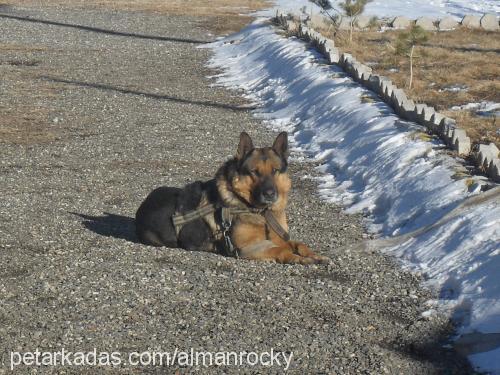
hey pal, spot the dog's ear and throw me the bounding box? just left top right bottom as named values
left=272, top=131, right=289, bottom=160
left=236, top=132, right=254, bottom=160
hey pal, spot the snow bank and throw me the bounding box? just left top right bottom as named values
left=206, top=19, right=500, bottom=373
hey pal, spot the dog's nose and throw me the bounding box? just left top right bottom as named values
left=262, top=188, right=277, bottom=202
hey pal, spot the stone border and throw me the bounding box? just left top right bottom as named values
left=276, top=12, right=500, bottom=183
left=307, top=13, right=499, bottom=31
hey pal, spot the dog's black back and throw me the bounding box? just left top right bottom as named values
left=135, top=181, right=215, bottom=251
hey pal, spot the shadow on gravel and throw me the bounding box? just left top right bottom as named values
left=0, top=13, right=210, bottom=44
left=71, top=212, right=138, bottom=243
left=381, top=326, right=474, bottom=374
left=42, top=76, right=255, bottom=112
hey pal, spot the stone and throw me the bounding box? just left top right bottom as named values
left=391, top=88, right=407, bottom=110
left=461, top=15, right=481, bottom=28
left=327, top=47, right=340, bottom=64
left=416, top=17, right=437, bottom=31
left=400, top=99, right=416, bottom=121
left=382, top=80, right=395, bottom=99
left=341, top=53, right=354, bottom=69
left=354, top=64, right=372, bottom=82
left=480, top=14, right=499, bottom=31
left=324, top=38, right=335, bottom=50
left=391, top=16, right=411, bottom=29
left=488, top=158, right=500, bottom=182
left=430, top=112, right=444, bottom=131
left=286, top=20, right=298, bottom=32
left=298, top=25, right=306, bottom=38
left=412, top=104, right=426, bottom=124
left=455, top=136, right=471, bottom=155
left=451, top=129, right=471, bottom=155
left=367, top=75, right=381, bottom=92
left=360, top=67, right=372, bottom=82
left=316, top=36, right=328, bottom=51
left=438, top=117, right=456, bottom=137
left=477, top=143, right=499, bottom=169
left=490, top=142, right=500, bottom=157
left=438, top=16, right=459, bottom=30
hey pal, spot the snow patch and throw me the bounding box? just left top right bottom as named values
left=207, top=18, right=500, bottom=374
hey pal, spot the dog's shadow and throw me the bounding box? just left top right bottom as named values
left=71, top=212, right=138, bottom=243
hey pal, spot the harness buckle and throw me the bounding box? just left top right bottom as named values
left=221, top=207, right=238, bottom=258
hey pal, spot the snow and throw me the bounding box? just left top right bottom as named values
left=451, top=101, right=500, bottom=118
left=258, top=0, right=500, bottom=19
left=206, top=15, right=500, bottom=373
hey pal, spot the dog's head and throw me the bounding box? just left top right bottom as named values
left=230, top=131, right=291, bottom=210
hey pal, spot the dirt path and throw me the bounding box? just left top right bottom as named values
left=0, top=4, right=471, bottom=374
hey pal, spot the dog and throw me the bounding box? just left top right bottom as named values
left=135, top=131, right=329, bottom=264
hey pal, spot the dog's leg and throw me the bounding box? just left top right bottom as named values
left=245, top=244, right=326, bottom=265
left=289, top=241, right=331, bottom=263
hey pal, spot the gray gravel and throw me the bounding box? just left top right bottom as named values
left=0, top=5, right=472, bottom=374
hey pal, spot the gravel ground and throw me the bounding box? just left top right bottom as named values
left=0, top=5, right=472, bottom=374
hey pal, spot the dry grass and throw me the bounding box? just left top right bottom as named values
left=3, top=0, right=270, bottom=34
left=316, top=25, right=500, bottom=145
left=0, top=43, right=64, bottom=144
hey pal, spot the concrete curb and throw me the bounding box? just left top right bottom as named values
left=275, top=12, right=500, bottom=182
left=301, top=12, right=499, bottom=32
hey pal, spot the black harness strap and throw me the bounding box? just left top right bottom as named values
left=171, top=204, right=290, bottom=256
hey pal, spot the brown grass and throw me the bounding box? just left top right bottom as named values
left=3, top=0, right=270, bottom=35
left=0, top=43, right=64, bottom=144
left=315, top=25, right=500, bottom=145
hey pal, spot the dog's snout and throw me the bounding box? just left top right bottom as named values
left=263, top=187, right=276, bottom=199
left=259, top=183, right=277, bottom=205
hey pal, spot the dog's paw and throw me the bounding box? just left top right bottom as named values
left=309, top=254, right=332, bottom=264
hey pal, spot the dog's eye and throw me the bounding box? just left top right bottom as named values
left=250, top=169, right=260, bottom=177
left=272, top=168, right=279, bottom=175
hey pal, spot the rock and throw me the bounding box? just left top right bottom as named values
left=415, top=17, right=437, bottom=31
left=286, top=20, right=298, bottom=32
left=461, top=15, right=481, bottom=28
left=300, top=25, right=310, bottom=39
left=439, top=117, right=456, bottom=142
left=488, top=158, right=500, bottom=182
left=340, top=52, right=354, bottom=69
left=451, top=129, right=471, bottom=155
left=438, top=16, right=459, bottom=30
left=367, top=75, right=381, bottom=92
left=391, top=16, right=411, bottom=29
left=391, top=88, right=407, bottom=110
left=327, top=47, right=340, bottom=64
left=382, top=80, right=395, bottom=99
left=320, top=38, right=335, bottom=55
left=455, top=136, right=471, bottom=156
left=480, top=13, right=499, bottom=31
left=476, top=143, right=499, bottom=169
left=413, top=104, right=426, bottom=125
left=430, top=112, right=444, bottom=131
left=400, top=99, right=416, bottom=121
left=354, top=64, right=372, bottom=82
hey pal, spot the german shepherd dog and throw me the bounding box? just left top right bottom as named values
left=135, top=132, right=330, bottom=264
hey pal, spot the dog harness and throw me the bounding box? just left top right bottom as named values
left=171, top=204, right=290, bottom=257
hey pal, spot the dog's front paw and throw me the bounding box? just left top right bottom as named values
left=293, top=242, right=331, bottom=264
